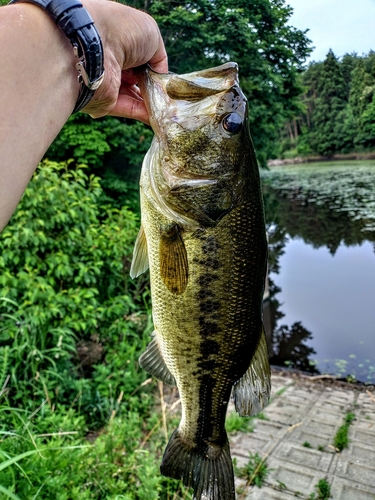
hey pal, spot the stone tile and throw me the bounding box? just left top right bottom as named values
left=302, top=417, right=338, bottom=436
left=330, top=477, right=375, bottom=500
left=351, top=427, right=375, bottom=447
left=351, top=417, right=375, bottom=432
left=274, top=442, right=334, bottom=472
left=231, top=432, right=273, bottom=459
left=288, top=427, right=334, bottom=449
left=309, top=407, right=345, bottom=423
left=242, top=486, right=298, bottom=499
left=229, top=375, right=375, bottom=500
left=335, top=457, right=375, bottom=487
left=264, top=407, right=303, bottom=426
left=314, top=391, right=355, bottom=413
left=253, top=420, right=285, bottom=438
left=349, top=443, right=375, bottom=463
left=266, top=458, right=317, bottom=491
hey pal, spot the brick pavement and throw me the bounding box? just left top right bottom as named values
left=229, top=371, right=375, bottom=500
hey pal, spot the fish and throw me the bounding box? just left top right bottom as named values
left=130, top=62, right=270, bottom=500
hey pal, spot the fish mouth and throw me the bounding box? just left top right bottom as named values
left=145, top=62, right=239, bottom=100
left=138, top=63, right=242, bottom=133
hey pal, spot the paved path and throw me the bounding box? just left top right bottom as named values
left=229, top=371, right=375, bottom=500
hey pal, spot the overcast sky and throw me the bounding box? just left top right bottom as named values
left=286, top=0, right=375, bottom=63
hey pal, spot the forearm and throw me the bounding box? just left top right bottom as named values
left=0, top=0, right=168, bottom=232
left=0, top=3, right=79, bottom=231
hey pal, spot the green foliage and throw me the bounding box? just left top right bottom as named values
left=225, top=412, right=254, bottom=434
left=333, top=412, right=355, bottom=452
left=0, top=160, right=141, bottom=323
left=4, top=172, right=156, bottom=432
left=46, top=115, right=152, bottom=171
left=309, top=477, right=332, bottom=500
left=235, top=452, right=270, bottom=488
left=0, top=161, right=150, bottom=410
left=46, top=116, right=153, bottom=209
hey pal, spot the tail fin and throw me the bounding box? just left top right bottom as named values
left=160, top=429, right=235, bottom=500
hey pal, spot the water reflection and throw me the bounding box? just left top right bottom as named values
left=262, top=178, right=375, bottom=382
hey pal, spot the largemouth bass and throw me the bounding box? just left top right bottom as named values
left=131, top=62, right=270, bottom=500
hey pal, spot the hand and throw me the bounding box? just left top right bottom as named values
left=80, top=0, right=168, bottom=123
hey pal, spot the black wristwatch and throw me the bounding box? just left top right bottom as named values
left=9, top=0, right=105, bottom=113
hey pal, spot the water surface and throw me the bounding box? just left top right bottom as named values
left=262, top=161, right=375, bottom=383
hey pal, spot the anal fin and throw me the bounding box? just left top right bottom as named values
left=130, top=225, right=149, bottom=279
left=233, top=327, right=271, bottom=417
left=139, top=335, right=176, bottom=386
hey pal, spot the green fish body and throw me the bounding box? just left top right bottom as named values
left=131, top=63, right=270, bottom=500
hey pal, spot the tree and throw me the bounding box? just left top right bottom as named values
left=349, top=59, right=374, bottom=119
left=308, top=50, right=348, bottom=155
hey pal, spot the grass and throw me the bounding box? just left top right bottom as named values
left=333, top=412, right=355, bottom=452
left=0, top=308, right=194, bottom=499
left=308, top=477, right=332, bottom=499
left=235, top=452, right=271, bottom=488
left=225, top=412, right=254, bottom=433
left=225, top=408, right=269, bottom=434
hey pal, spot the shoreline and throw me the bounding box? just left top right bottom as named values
left=267, top=152, right=375, bottom=167
left=271, top=366, right=375, bottom=392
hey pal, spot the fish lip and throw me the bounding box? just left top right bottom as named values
left=145, top=61, right=238, bottom=79
left=140, top=62, right=240, bottom=98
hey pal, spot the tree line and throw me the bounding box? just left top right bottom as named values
left=280, top=49, right=375, bottom=158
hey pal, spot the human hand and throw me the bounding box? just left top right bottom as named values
left=79, top=0, right=168, bottom=123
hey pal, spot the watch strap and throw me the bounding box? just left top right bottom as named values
left=9, top=0, right=105, bottom=113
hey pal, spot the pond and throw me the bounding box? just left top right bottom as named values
left=261, top=161, right=375, bottom=384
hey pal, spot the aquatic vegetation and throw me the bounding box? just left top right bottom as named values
left=262, top=161, right=375, bottom=236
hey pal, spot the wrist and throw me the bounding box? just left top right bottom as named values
left=9, top=0, right=105, bottom=113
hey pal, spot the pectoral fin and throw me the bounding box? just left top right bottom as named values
left=130, top=225, right=149, bottom=279
left=160, top=224, right=188, bottom=295
left=233, top=328, right=271, bottom=417
left=139, top=334, right=176, bottom=386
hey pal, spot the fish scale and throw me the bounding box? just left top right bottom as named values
left=131, top=62, right=271, bottom=500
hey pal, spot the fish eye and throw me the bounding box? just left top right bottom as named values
left=222, top=113, right=243, bottom=134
